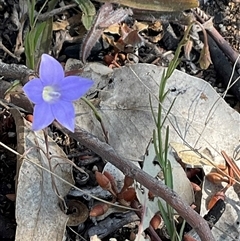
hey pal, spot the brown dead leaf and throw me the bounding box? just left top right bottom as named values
left=149, top=21, right=163, bottom=32
left=80, top=3, right=132, bottom=62
left=123, top=30, right=144, bottom=47
left=133, top=21, right=149, bottom=32
left=104, top=23, right=120, bottom=35
left=147, top=33, right=163, bottom=43
left=53, top=20, right=69, bottom=31
left=11, top=108, right=74, bottom=241
left=103, top=23, right=144, bottom=52
left=6, top=194, right=16, bottom=202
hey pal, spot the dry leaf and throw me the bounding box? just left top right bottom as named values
left=73, top=62, right=240, bottom=240
left=11, top=109, right=74, bottom=241
left=170, top=142, right=214, bottom=168
left=135, top=141, right=194, bottom=232
left=133, top=21, right=149, bottom=32
left=53, top=20, right=69, bottom=31
left=80, top=3, right=132, bottom=62
left=5, top=193, right=16, bottom=202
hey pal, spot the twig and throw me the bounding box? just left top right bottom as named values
left=53, top=122, right=216, bottom=241
left=82, top=97, right=109, bottom=143
left=0, top=38, right=20, bottom=61
left=37, top=3, right=78, bottom=21
left=0, top=61, right=34, bottom=83
left=88, top=211, right=139, bottom=238
left=193, top=7, right=240, bottom=68
left=200, top=31, right=240, bottom=100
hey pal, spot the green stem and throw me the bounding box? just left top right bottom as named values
left=81, top=97, right=109, bottom=143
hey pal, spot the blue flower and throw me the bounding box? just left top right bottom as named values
left=23, top=54, right=93, bottom=132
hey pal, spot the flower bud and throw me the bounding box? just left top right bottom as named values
left=103, top=171, right=118, bottom=195
left=199, top=45, right=212, bottom=70
left=95, top=171, right=111, bottom=190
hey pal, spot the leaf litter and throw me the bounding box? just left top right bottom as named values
left=11, top=108, right=74, bottom=241
left=73, top=62, right=240, bottom=240
left=2, top=50, right=240, bottom=241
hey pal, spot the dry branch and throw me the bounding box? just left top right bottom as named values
left=0, top=60, right=34, bottom=83
left=54, top=122, right=216, bottom=241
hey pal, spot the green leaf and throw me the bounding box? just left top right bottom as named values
left=25, top=20, right=52, bottom=69
left=35, top=19, right=53, bottom=60
left=164, top=126, right=169, bottom=167
left=28, top=0, right=36, bottom=28
left=74, top=0, right=96, bottom=30
left=178, top=220, right=186, bottom=240
left=33, top=22, right=46, bottom=48
left=25, top=0, right=57, bottom=69
left=25, top=31, right=36, bottom=69
left=158, top=200, right=172, bottom=237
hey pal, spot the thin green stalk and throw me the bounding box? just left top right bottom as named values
left=151, top=20, right=205, bottom=241
left=160, top=97, right=176, bottom=128
left=33, top=0, right=48, bottom=28
left=82, top=97, right=102, bottom=122
left=81, top=97, right=109, bottom=143
left=149, top=94, right=157, bottom=126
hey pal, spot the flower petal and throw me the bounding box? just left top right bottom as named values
left=23, top=78, right=44, bottom=104
left=52, top=100, right=75, bottom=132
left=59, top=76, right=94, bottom=101
left=39, top=54, right=64, bottom=85
left=32, top=102, right=54, bottom=130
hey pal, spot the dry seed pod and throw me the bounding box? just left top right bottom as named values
left=95, top=171, right=112, bottom=190
left=121, top=187, right=136, bottom=202
left=184, top=39, right=193, bottom=61
left=120, top=175, right=134, bottom=193
left=191, top=182, right=201, bottom=192
left=207, top=191, right=225, bottom=210
left=103, top=171, right=118, bottom=195
left=90, top=203, right=109, bottom=217
left=118, top=187, right=136, bottom=206
left=124, top=176, right=134, bottom=188
left=184, top=234, right=198, bottom=241
left=206, top=172, right=229, bottom=184
left=150, top=212, right=162, bottom=229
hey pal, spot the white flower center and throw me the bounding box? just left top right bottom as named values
left=42, top=86, right=61, bottom=103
